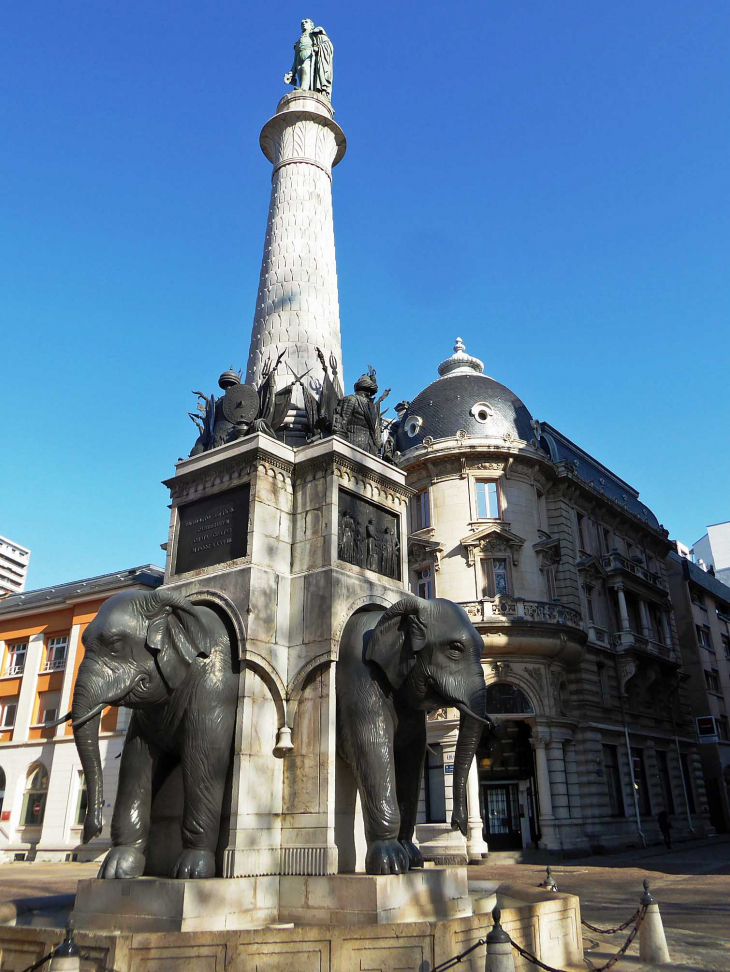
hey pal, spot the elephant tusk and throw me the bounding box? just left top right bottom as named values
left=42, top=710, right=73, bottom=728
left=70, top=702, right=109, bottom=730
left=453, top=702, right=494, bottom=727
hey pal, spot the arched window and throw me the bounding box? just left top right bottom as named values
left=22, top=763, right=49, bottom=827
left=486, top=682, right=534, bottom=715
left=0, top=767, right=5, bottom=815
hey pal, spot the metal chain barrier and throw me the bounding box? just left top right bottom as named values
left=581, top=910, right=639, bottom=934
left=507, top=904, right=647, bottom=972
left=431, top=937, right=487, bottom=971
left=427, top=902, right=647, bottom=972
left=19, top=952, right=54, bottom=972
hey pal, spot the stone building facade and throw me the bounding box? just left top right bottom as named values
left=395, top=340, right=711, bottom=857
left=667, top=551, right=730, bottom=833
left=0, top=565, right=163, bottom=863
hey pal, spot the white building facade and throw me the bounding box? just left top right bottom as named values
left=0, top=536, right=31, bottom=595
left=395, top=340, right=712, bottom=859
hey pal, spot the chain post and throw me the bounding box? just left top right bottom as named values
left=538, top=865, right=559, bottom=892
left=638, top=880, right=670, bottom=965
left=486, top=907, right=516, bottom=972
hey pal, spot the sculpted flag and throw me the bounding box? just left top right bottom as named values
left=312, top=27, right=333, bottom=98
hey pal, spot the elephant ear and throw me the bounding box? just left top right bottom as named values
left=364, top=595, right=430, bottom=691
left=142, top=589, right=215, bottom=690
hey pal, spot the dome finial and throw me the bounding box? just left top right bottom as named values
left=438, top=337, right=484, bottom=378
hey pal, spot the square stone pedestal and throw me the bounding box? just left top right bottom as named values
left=71, top=868, right=471, bottom=932
left=72, top=876, right=280, bottom=932
left=279, top=867, right=472, bottom=925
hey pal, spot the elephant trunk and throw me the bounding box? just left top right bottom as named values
left=72, top=680, right=106, bottom=844
left=450, top=679, right=487, bottom=836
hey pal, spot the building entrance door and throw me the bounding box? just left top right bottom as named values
left=481, top=782, right=522, bottom=850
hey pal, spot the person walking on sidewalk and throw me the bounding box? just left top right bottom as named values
left=657, top=809, right=673, bottom=850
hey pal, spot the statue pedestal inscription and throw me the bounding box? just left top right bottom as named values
left=160, top=432, right=413, bottom=884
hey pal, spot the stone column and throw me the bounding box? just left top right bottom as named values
left=247, top=89, right=347, bottom=442
left=563, top=739, right=583, bottom=821
left=639, top=599, right=653, bottom=638
left=547, top=740, right=570, bottom=820
left=616, top=585, right=631, bottom=631
left=466, top=756, right=488, bottom=861
left=13, top=632, right=44, bottom=742
left=661, top=612, right=672, bottom=647
left=532, top=734, right=558, bottom=849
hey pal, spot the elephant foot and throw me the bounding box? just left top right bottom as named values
left=365, top=839, right=410, bottom=875
left=172, top=848, right=215, bottom=879
left=399, top=838, right=424, bottom=869
left=98, top=845, right=146, bottom=879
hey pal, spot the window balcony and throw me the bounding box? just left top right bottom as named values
left=42, top=657, right=67, bottom=673
left=461, top=595, right=582, bottom=629
left=4, top=664, right=25, bottom=677
left=602, top=552, right=667, bottom=592
left=609, top=629, right=672, bottom=658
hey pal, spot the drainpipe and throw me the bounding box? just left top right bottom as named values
left=615, top=656, right=646, bottom=848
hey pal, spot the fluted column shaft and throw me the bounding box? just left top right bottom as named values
left=247, top=90, right=346, bottom=440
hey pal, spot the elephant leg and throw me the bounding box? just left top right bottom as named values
left=339, top=691, right=409, bottom=875
left=173, top=712, right=235, bottom=879
left=99, top=718, right=154, bottom=879
left=394, top=709, right=426, bottom=869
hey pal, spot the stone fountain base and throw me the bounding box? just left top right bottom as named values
left=72, top=867, right=472, bottom=932
left=0, top=876, right=583, bottom=972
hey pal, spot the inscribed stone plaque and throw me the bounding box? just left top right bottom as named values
left=174, top=485, right=250, bottom=574
left=337, top=488, right=400, bottom=580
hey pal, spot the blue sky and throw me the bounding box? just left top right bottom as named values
left=2, top=1, right=729, bottom=589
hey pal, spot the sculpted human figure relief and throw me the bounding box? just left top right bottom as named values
left=284, top=18, right=334, bottom=99
left=51, top=589, right=238, bottom=879
left=336, top=596, right=495, bottom=875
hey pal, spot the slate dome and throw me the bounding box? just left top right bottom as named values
left=395, top=339, right=534, bottom=453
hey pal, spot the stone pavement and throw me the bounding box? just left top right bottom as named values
left=470, top=836, right=730, bottom=972
left=0, top=841, right=728, bottom=970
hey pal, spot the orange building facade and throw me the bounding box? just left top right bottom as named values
left=0, top=565, right=163, bottom=861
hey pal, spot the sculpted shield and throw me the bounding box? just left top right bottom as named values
left=222, top=383, right=259, bottom=426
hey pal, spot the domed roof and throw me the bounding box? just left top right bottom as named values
left=395, top=339, right=534, bottom=453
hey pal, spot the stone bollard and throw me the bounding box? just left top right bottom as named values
left=485, top=906, right=516, bottom=972
left=538, top=865, right=559, bottom=891
left=638, top=879, right=670, bottom=966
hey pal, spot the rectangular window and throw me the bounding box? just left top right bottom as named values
left=0, top=700, right=18, bottom=729
left=482, top=558, right=509, bottom=598
left=631, top=748, right=651, bottom=816
left=584, top=585, right=595, bottom=623
left=75, top=773, right=88, bottom=826
left=416, top=568, right=433, bottom=600
left=602, top=527, right=612, bottom=553
left=680, top=753, right=696, bottom=813
left=536, top=488, right=548, bottom=532
left=597, top=664, right=610, bottom=706
left=44, top=636, right=68, bottom=672
left=5, top=642, right=27, bottom=676
left=696, top=626, right=713, bottom=650
left=475, top=480, right=500, bottom=519
left=722, top=635, right=730, bottom=660
left=705, top=669, right=721, bottom=694
left=655, top=750, right=675, bottom=815
left=410, top=489, right=431, bottom=533
left=576, top=513, right=588, bottom=551
left=425, top=745, right=446, bottom=823
left=602, top=744, right=625, bottom=817
left=717, top=716, right=730, bottom=742
left=37, top=692, right=60, bottom=726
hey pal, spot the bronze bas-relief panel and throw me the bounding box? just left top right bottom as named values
left=337, top=488, right=400, bottom=580
left=174, top=484, right=250, bottom=574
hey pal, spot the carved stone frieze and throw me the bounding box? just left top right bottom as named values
left=166, top=450, right=294, bottom=503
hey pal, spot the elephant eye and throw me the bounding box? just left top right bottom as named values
left=447, top=642, right=464, bottom=657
